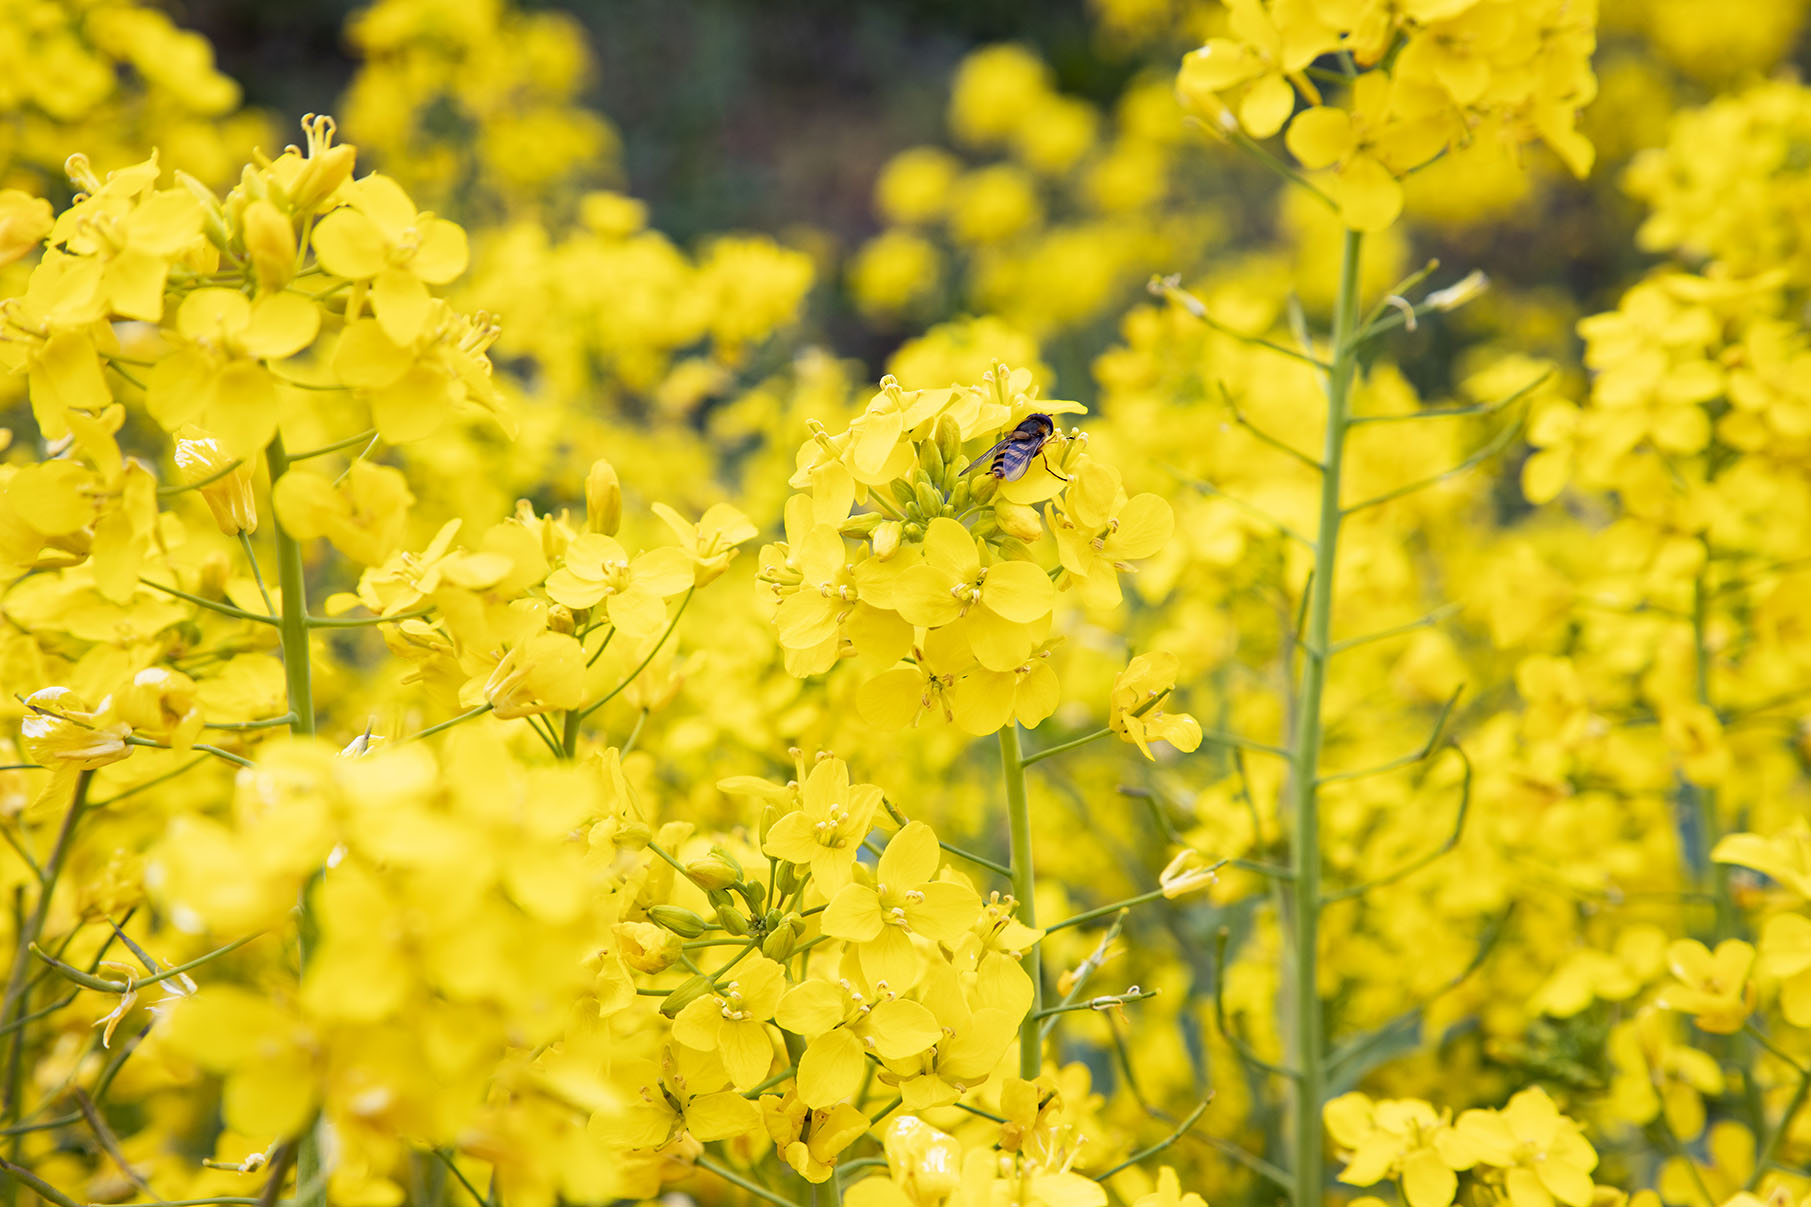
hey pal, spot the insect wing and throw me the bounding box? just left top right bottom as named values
left=990, top=438, right=1041, bottom=481
left=962, top=433, right=1016, bottom=477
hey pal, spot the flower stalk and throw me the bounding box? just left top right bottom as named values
left=1000, top=724, right=1042, bottom=1080
left=1286, top=227, right=1363, bottom=1207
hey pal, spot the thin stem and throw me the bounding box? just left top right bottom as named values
left=239, top=532, right=276, bottom=616
left=694, top=1154, right=803, bottom=1207
left=576, top=587, right=695, bottom=721
left=1096, top=1099, right=1210, bottom=1181
left=303, top=608, right=431, bottom=629
left=1020, top=726, right=1112, bottom=767
left=140, top=578, right=278, bottom=626
left=288, top=430, right=379, bottom=461
left=408, top=704, right=494, bottom=743
left=1000, top=726, right=1042, bottom=1080
left=1046, top=889, right=1167, bottom=934
left=1284, top=227, right=1363, bottom=1207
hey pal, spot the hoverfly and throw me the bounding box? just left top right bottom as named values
left=962, top=413, right=1067, bottom=482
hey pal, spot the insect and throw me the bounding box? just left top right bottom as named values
left=963, top=413, right=1067, bottom=482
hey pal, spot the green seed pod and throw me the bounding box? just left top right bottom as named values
left=717, top=904, right=750, bottom=936
left=648, top=905, right=709, bottom=938
left=660, top=974, right=716, bottom=1017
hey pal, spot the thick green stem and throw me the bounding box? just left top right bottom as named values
left=1287, top=228, right=1363, bottom=1207
left=263, top=435, right=322, bottom=1207
left=999, top=725, right=1042, bottom=1080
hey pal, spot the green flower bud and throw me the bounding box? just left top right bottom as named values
left=648, top=905, right=709, bottom=938
left=935, top=414, right=961, bottom=468
left=839, top=512, right=883, bottom=538
left=891, top=479, right=919, bottom=508
left=915, top=481, right=945, bottom=518
left=920, top=438, right=945, bottom=484
left=706, top=886, right=737, bottom=912
left=775, top=862, right=802, bottom=896
left=951, top=477, right=973, bottom=509
left=761, top=922, right=797, bottom=963
left=660, top=974, right=715, bottom=1017
left=903, top=521, right=926, bottom=542
left=685, top=849, right=742, bottom=891
left=737, top=880, right=767, bottom=914
left=717, top=904, right=750, bottom=936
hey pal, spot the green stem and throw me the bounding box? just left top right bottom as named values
left=999, top=725, right=1042, bottom=1080
left=1285, top=227, right=1363, bottom=1207
left=1019, top=726, right=1112, bottom=767
left=265, top=436, right=316, bottom=739
left=263, top=434, right=321, bottom=1207
left=1, top=770, right=92, bottom=1207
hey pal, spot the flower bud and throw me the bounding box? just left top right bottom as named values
left=99, top=668, right=203, bottom=751
left=872, top=520, right=902, bottom=560
left=616, top=818, right=653, bottom=849
left=286, top=114, right=357, bottom=214
left=241, top=198, right=295, bottom=292
left=736, top=880, right=767, bottom=914
left=648, top=905, right=709, bottom=938
left=585, top=459, right=622, bottom=536
left=775, top=861, right=802, bottom=896
left=920, top=438, right=945, bottom=484
left=914, top=480, right=945, bottom=519
left=934, top=415, right=962, bottom=480
left=685, top=848, right=742, bottom=891
left=762, top=921, right=797, bottom=962
left=547, top=604, right=575, bottom=635
left=891, top=480, right=919, bottom=509
left=659, top=974, right=716, bottom=1017
left=994, top=501, right=1043, bottom=543
left=839, top=512, right=883, bottom=538
left=614, top=921, right=683, bottom=973
left=175, top=169, right=232, bottom=255
left=902, top=521, right=925, bottom=542
left=716, top=904, right=750, bottom=936
left=174, top=429, right=257, bottom=536
left=950, top=477, right=973, bottom=509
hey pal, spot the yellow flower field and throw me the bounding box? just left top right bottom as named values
left=1, top=2, right=1809, bottom=1207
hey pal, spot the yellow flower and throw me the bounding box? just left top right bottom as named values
left=21, top=686, right=132, bottom=770
left=1049, top=461, right=1173, bottom=608
left=652, top=501, right=756, bottom=585
left=670, top=954, right=786, bottom=1090
left=1135, top=1168, right=1209, bottom=1207
left=895, top=517, right=1055, bottom=669
left=1176, top=0, right=1334, bottom=139
left=544, top=532, right=694, bottom=638
left=879, top=954, right=1030, bottom=1109
left=1655, top=938, right=1756, bottom=1033
left=173, top=428, right=257, bottom=535
left=312, top=172, right=469, bottom=345
left=1452, top=1088, right=1599, bottom=1207
left=822, top=821, right=982, bottom=990
left=777, top=976, right=943, bottom=1109
left=146, top=286, right=320, bottom=456
left=876, top=147, right=962, bottom=225
left=614, top=1045, right=762, bottom=1149
left=763, top=756, right=885, bottom=897
left=1713, top=828, right=1811, bottom=899
left=1111, top=651, right=1203, bottom=759
left=1325, top=1093, right=1475, bottom=1207
left=476, top=630, right=587, bottom=719
left=1284, top=72, right=1452, bottom=232
left=271, top=460, right=415, bottom=567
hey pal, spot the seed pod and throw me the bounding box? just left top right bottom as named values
left=648, top=905, right=709, bottom=938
